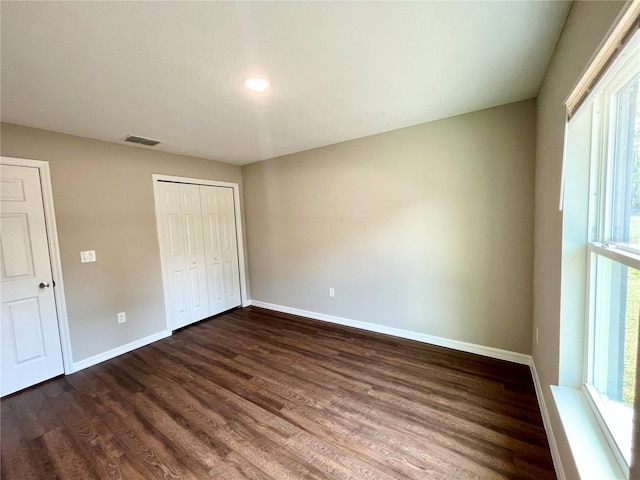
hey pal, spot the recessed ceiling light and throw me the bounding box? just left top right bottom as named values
left=244, top=76, right=270, bottom=92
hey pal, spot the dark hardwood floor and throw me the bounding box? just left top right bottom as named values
left=1, top=306, right=555, bottom=479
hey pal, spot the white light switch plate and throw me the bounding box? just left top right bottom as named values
left=80, top=250, right=96, bottom=263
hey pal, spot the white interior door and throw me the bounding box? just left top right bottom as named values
left=217, top=187, right=241, bottom=309
left=157, top=181, right=191, bottom=329
left=201, top=185, right=241, bottom=314
left=157, top=182, right=210, bottom=330
left=201, top=186, right=226, bottom=316
left=1, top=165, right=64, bottom=396
left=179, top=184, right=209, bottom=324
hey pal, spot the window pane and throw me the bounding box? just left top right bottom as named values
left=609, top=74, right=640, bottom=250
left=590, top=254, right=638, bottom=459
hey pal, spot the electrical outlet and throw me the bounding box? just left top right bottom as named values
left=329, top=288, right=335, bottom=298
left=536, top=327, right=539, bottom=345
left=117, top=312, right=126, bottom=324
left=80, top=250, right=96, bottom=263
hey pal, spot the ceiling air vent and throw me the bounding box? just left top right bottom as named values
left=123, top=135, right=162, bottom=147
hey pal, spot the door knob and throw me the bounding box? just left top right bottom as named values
left=39, top=282, right=50, bottom=289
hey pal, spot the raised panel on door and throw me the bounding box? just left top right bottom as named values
left=171, top=269, right=189, bottom=329
left=200, top=186, right=226, bottom=316
left=189, top=265, right=205, bottom=309
left=4, top=297, right=46, bottom=363
left=0, top=165, right=64, bottom=396
left=156, top=182, right=190, bottom=329
left=184, top=214, right=199, bottom=255
left=167, top=214, right=183, bottom=258
left=224, top=259, right=239, bottom=307
left=180, top=184, right=209, bottom=323
left=211, top=263, right=224, bottom=302
left=218, top=187, right=241, bottom=309
left=1, top=214, right=35, bottom=279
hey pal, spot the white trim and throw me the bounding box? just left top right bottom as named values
left=565, top=1, right=640, bottom=116
left=589, top=242, right=640, bottom=270
left=583, top=384, right=632, bottom=473
left=248, top=300, right=531, bottom=365
left=152, top=174, right=250, bottom=333
left=71, top=330, right=171, bottom=372
left=152, top=174, right=241, bottom=190
left=530, top=360, right=566, bottom=480
left=231, top=184, right=249, bottom=308
left=551, top=386, right=626, bottom=480
left=0, top=156, right=74, bottom=373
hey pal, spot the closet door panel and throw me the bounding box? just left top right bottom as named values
left=180, top=184, right=209, bottom=324
left=200, top=186, right=226, bottom=315
left=157, top=182, right=190, bottom=329
left=218, top=187, right=241, bottom=309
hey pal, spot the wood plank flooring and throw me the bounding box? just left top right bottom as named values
left=1, top=306, right=555, bottom=479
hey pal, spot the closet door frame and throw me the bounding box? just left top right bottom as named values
left=152, top=174, right=249, bottom=332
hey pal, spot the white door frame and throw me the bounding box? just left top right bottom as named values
left=0, top=156, right=74, bottom=374
left=152, top=174, right=249, bottom=332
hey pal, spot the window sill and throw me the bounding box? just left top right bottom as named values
left=551, top=386, right=626, bottom=479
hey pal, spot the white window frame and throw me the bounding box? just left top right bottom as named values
left=581, top=31, right=640, bottom=473
left=584, top=245, right=639, bottom=469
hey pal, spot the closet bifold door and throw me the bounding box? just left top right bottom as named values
left=157, top=182, right=209, bottom=330
left=200, top=185, right=241, bottom=315
left=200, top=185, right=226, bottom=316
left=180, top=184, right=209, bottom=325
left=218, top=187, right=241, bottom=309
left=157, top=181, right=190, bottom=329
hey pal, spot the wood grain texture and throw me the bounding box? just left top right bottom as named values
left=1, top=306, right=555, bottom=479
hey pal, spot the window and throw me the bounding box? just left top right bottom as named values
left=580, top=32, right=640, bottom=471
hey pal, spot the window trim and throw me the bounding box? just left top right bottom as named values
left=565, top=2, right=640, bottom=119
left=551, top=385, right=626, bottom=479
left=589, top=243, right=640, bottom=271
left=584, top=247, right=637, bottom=473
left=578, top=28, right=640, bottom=475
left=585, top=243, right=639, bottom=472
left=582, top=382, right=632, bottom=473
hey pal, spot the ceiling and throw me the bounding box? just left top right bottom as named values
left=1, top=1, right=571, bottom=166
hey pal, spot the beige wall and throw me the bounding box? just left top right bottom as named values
left=0, top=123, right=243, bottom=362
left=243, top=100, right=536, bottom=354
left=533, top=2, right=626, bottom=479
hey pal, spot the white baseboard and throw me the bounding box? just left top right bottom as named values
left=248, top=300, right=531, bottom=365
left=530, top=359, right=566, bottom=480
left=71, top=330, right=171, bottom=373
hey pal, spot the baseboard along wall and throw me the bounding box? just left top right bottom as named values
left=249, top=300, right=530, bottom=364
left=71, top=330, right=171, bottom=373
left=530, top=360, right=566, bottom=480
